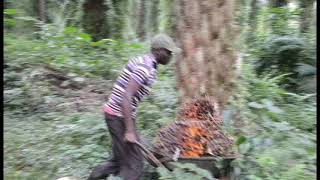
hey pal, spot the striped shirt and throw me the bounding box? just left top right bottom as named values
left=104, top=54, right=158, bottom=119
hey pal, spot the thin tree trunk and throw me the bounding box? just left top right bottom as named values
left=176, top=0, right=237, bottom=109
left=246, top=0, right=258, bottom=43
left=299, top=0, right=315, bottom=33
left=137, top=0, right=146, bottom=40
left=166, top=0, right=177, bottom=37
left=123, top=0, right=138, bottom=39
left=150, top=0, right=160, bottom=36
left=111, top=0, right=125, bottom=39
left=38, top=0, right=46, bottom=22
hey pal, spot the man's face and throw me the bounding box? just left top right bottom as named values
left=157, top=48, right=172, bottom=65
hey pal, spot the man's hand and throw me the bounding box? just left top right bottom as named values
left=124, top=131, right=137, bottom=143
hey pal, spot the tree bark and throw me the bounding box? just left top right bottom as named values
left=175, top=0, right=237, bottom=109
left=82, top=0, right=108, bottom=40
left=299, top=0, right=315, bottom=33
left=137, top=0, right=146, bottom=40
left=37, top=0, right=46, bottom=23
left=150, top=0, right=160, bottom=36
left=244, top=0, right=260, bottom=44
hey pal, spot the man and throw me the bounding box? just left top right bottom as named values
left=88, top=34, right=180, bottom=180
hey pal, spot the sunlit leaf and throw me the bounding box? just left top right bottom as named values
left=79, top=33, right=92, bottom=42
left=64, top=27, right=78, bottom=34
left=4, top=9, right=17, bottom=15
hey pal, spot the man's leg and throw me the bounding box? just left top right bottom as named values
left=87, top=157, right=119, bottom=180
left=107, top=116, right=144, bottom=180
left=87, top=114, right=124, bottom=180
left=119, top=134, right=144, bottom=180
left=94, top=113, right=144, bottom=180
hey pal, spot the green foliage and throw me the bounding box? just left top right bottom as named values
left=294, top=63, right=316, bottom=93
left=4, top=8, right=18, bottom=28
left=4, top=1, right=317, bottom=180
left=4, top=19, right=179, bottom=179
left=267, top=6, right=301, bottom=35
left=252, top=35, right=306, bottom=88
left=157, top=163, right=215, bottom=180
left=46, top=0, right=85, bottom=30
left=5, top=23, right=147, bottom=80
left=4, top=21, right=148, bottom=179
left=227, top=60, right=316, bottom=179
left=245, top=2, right=316, bottom=92
left=4, top=112, right=109, bottom=179
left=158, top=0, right=176, bottom=35
left=4, top=8, right=18, bottom=15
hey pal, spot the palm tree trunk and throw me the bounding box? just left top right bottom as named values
left=175, top=0, right=237, bottom=109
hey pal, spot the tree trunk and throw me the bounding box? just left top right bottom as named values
left=150, top=0, right=160, bottom=36
left=137, top=0, right=146, bottom=40
left=111, top=0, right=126, bottom=39
left=37, top=0, right=46, bottom=22
left=82, top=0, right=108, bottom=40
left=299, top=0, right=315, bottom=33
left=123, top=0, right=138, bottom=39
left=246, top=0, right=259, bottom=43
left=158, top=0, right=176, bottom=37
left=175, top=0, right=237, bottom=109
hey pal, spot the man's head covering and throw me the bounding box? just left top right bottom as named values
left=151, top=34, right=181, bottom=53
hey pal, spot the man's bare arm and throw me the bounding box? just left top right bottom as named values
left=122, top=77, right=141, bottom=143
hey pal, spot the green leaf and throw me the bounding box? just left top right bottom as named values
left=101, top=39, right=116, bottom=43
left=4, top=9, right=17, bottom=15
left=90, top=41, right=105, bottom=47
left=129, top=43, right=143, bottom=49
left=4, top=19, right=16, bottom=26
left=79, top=33, right=92, bottom=42
left=257, top=156, right=277, bottom=167
left=236, top=136, right=247, bottom=146
left=64, top=27, right=78, bottom=34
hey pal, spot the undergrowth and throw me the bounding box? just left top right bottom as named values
left=4, top=21, right=316, bottom=180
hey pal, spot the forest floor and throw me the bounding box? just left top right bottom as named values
left=4, top=63, right=121, bottom=179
